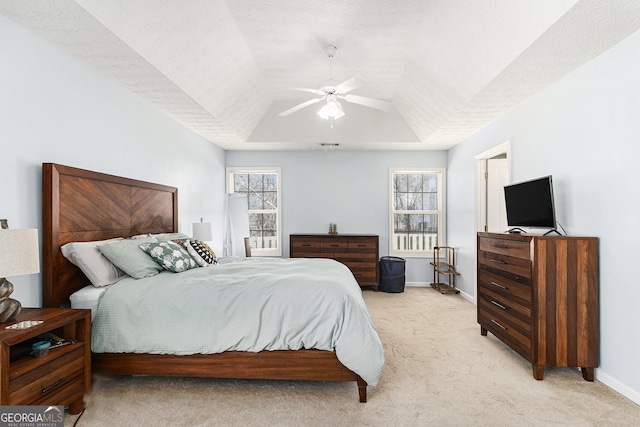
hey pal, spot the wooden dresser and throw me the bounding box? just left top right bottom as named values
left=477, top=232, right=599, bottom=381
left=290, top=234, right=379, bottom=290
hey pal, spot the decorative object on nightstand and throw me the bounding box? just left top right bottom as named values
left=192, top=218, right=213, bottom=241
left=0, top=225, right=40, bottom=323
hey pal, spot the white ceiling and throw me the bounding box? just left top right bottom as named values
left=3, top=1, right=640, bottom=150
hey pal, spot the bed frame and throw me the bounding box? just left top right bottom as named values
left=42, top=163, right=367, bottom=402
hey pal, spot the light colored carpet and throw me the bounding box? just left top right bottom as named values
left=66, top=288, right=640, bottom=426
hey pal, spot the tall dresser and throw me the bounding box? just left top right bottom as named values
left=477, top=232, right=599, bottom=381
left=290, top=234, right=379, bottom=290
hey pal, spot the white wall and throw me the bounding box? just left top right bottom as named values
left=226, top=150, right=448, bottom=283
left=0, top=16, right=227, bottom=307
left=447, top=29, right=640, bottom=404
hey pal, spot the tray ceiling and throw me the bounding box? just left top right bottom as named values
left=2, top=0, right=640, bottom=150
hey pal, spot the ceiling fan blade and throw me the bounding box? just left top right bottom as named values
left=344, top=94, right=395, bottom=112
left=278, top=98, right=324, bottom=117
left=291, top=87, right=326, bottom=96
left=335, top=77, right=368, bottom=94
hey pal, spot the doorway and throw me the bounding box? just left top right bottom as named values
left=486, top=155, right=508, bottom=232
left=475, top=142, right=511, bottom=233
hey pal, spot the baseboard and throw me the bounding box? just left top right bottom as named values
left=405, top=282, right=476, bottom=304
left=596, top=370, right=640, bottom=406
left=405, top=282, right=428, bottom=287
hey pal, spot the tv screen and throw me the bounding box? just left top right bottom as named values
left=504, top=176, right=556, bottom=229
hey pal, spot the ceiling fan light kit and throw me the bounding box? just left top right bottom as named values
left=278, top=45, right=394, bottom=125
left=317, top=94, right=345, bottom=121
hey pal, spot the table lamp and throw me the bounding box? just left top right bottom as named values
left=0, top=228, right=40, bottom=323
left=192, top=218, right=213, bottom=241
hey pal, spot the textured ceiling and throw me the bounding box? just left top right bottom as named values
left=2, top=0, right=640, bottom=150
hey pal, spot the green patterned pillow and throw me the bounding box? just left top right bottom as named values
left=139, top=241, right=196, bottom=273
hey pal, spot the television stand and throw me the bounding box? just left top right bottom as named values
left=506, top=227, right=526, bottom=234
left=543, top=229, right=561, bottom=236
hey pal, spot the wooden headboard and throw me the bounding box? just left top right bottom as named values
left=42, top=163, right=178, bottom=308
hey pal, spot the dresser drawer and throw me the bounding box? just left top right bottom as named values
left=478, top=250, right=531, bottom=284
left=478, top=287, right=531, bottom=327
left=321, top=239, right=349, bottom=250
left=479, top=236, right=530, bottom=259
left=478, top=292, right=531, bottom=359
left=291, top=237, right=321, bottom=250
left=290, top=237, right=322, bottom=257
left=343, top=260, right=378, bottom=282
left=348, top=239, right=377, bottom=251
left=9, top=346, right=85, bottom=405
left=478, top=308, right=531, bottom=359
left=478, top=269, right=531, bottom=307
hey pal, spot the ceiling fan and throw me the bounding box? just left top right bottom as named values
left=278, top=45, right=394, bottom=125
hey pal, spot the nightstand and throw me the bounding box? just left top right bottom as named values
left=0, top=308, right=91, bottom=414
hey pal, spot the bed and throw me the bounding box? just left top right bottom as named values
left=42, top=163, right=383, bottom=402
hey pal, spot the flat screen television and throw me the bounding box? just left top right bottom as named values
left=503, top=175, right=557, bottom=234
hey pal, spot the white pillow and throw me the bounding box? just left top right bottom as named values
left=61, top=238, right=126, bottom=287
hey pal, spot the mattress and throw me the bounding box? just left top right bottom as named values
left=70, top=285, right=109, bottom=321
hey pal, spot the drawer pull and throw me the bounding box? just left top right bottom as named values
left=490, top=281, right=507, bottom=290
left=490, top=259, right=506, bottom=265
left=491, top=319, right=507, bottom=330
left=301, top=244, right=312, bottom=247
left=42, top=378, right=66, bottom=394
left=491, top=300, right=507, bottom=310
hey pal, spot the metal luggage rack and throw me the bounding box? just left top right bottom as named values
left=430, top=246, right=460, bottom=294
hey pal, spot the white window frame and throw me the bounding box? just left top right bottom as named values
left=226, top=167, right=282, bottom=257
left=389, top=168, right=446, bottom=258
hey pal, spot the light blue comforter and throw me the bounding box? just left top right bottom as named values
left=91, top=257, right=384, bottom=385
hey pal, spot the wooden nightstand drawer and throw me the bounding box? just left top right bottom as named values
left=9, top=346, right=84, bottom=405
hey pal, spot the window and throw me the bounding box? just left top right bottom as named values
left=389, top=168, right=445, bottom=256
left=227, top=168, right=281, bottom=256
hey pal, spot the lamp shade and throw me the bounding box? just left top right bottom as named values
left=192, top=220, right=212, bottom=241
left=0, top=229, right=40, bottom=278
left=317, top=95, right=345, bottom=120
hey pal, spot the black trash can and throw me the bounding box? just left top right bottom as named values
left=379, top=256, right=406, bottom=293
